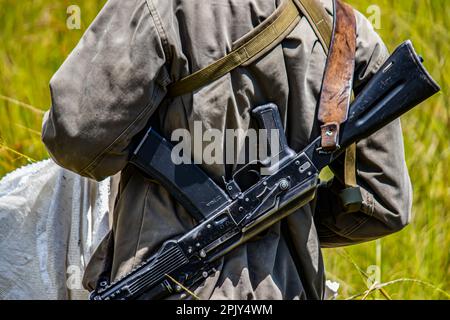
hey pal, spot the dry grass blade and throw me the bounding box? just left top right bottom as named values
left=0, top=141, right=36, bottom=163
left=346, top=278, right=450, bottom=300
left=165, top=274, right=200, bottom=300
left=0, top=94, right=45, bottom=115
left=361, top=282, right=379, bottom=300
left=13, top=123, right=42, bottom=136
left=339, top=249, right=392, bottom=300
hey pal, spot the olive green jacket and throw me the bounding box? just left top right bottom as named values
left=42, top=0, right=412, bottom=299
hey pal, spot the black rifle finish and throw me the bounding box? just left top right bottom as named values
left=90, top=41, right=440, bottom=300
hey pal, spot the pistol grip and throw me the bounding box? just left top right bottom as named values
left=251, top=103, right=295, bottom=164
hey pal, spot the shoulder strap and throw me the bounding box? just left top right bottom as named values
left=318, top=0, right=362, bottom=211
left=167, top=0, right=332, bottom=97
left=318, top=0, right=356, bottom=151
left=293, top=0, right=332, bottom=54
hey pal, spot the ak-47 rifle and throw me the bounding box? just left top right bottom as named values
left=89, top=41, right=440, bottom=300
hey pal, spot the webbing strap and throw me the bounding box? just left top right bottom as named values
left=168, top=0, right=300, bottom=97
left=344, top=143, right=357, bottom=187
left=345, top=93, right=357, bottom=188
left=293, top=0, right=332, bottom=54
left=167, top=0, right=332, bottom=97
left=341, top=140, right=363, bottom=213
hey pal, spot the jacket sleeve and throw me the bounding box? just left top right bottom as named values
left=42, top=0, right=170, bottom=181
left=314, top=9, right=413, bottom=247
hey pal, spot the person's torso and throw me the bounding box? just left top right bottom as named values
left=105, top=0, right=332, bottom=300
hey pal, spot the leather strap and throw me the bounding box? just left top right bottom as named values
left=167, top=0, right=332, bottom=97
left=318, top=0, right=356, bottom=151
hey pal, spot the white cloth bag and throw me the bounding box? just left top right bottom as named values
left=0, top=160, right=115, bottom=300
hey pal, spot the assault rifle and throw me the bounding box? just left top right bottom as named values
left=89, top=41, right=440, bottom=300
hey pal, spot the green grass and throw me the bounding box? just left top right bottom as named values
left=0, top=0, right=106, bottom=173
left=0, top=0, right=448, bottom=299
left=324, top=0, right=450, bottom=300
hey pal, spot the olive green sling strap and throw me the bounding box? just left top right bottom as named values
left=167, top=0, right=332, bottom=97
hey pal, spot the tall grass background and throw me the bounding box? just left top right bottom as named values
left=0, top=0, right=448, bottom=299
